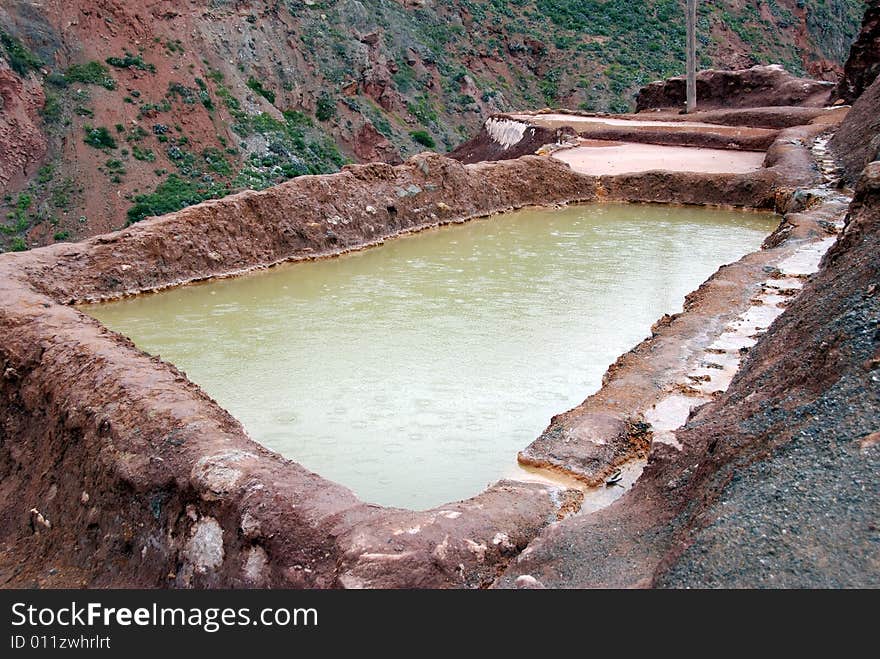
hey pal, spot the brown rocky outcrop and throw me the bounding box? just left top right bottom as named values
left=830, top=77, right=880, bottom=183
left=635, top=65, right=835, bottom=112
left=834, top=0, right=880, bottom=104
left=352, top=121, right=400, bottom=164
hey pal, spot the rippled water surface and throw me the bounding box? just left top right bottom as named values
left=86, top=203, right=776, bottom=509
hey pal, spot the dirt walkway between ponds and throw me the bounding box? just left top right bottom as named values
left=506, top=112, right=782, bottom=152
left=552, top=141, right=767, bottom=175
left=512, top=113, right=738, bottom=130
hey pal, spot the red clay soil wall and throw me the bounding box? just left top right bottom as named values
left=0, top=138, right=823, bottom=588
left=830, top=77, right=880, bottom=183
left=571, top=125, right=778, bottom=151
left=596, top=124, right=824, bottom=208
left=14, top=155, right=596, bottom=304
left=448, top=116, right=573, bottom=164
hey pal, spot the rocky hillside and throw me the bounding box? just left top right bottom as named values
left=830, top=1, right=880, bottom=181
left=834, top=0, right=879, bottom=103
left=0, top=0, right=865, bottom=249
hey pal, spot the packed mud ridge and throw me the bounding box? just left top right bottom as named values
left=1, top=60, right=878, bottom=587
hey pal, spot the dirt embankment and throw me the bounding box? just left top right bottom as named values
left=655, top=164, right=880, bottom=587
left=830, top=77, right=880, bottom=183
left=634, top=65, right=835, bottom=112
left=12, top=155, right=596, bottom=304
left=508, top=112, right=783, bottom=151
left=656, top=105, right=846, bottom=129
left=450, top=103, right=846, bottom=172
left=591, top=122, right=825, bottom=208
left=448, top=115, right=575, bottom=165
left=834, top=0, right=880, bottom=104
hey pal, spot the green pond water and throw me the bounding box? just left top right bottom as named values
left=85, top=203, right=777, bottom=509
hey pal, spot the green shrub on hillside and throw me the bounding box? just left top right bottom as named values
left=83, top=126, right=117, bottom=149
left=316, top=93, right=336, bottom=121
left=132, top=146, right=156, bottom=162
left=410, top=130, right=436, bottom=148
left=407, top=94, right=438, bottom=126
left=40, top=92, right=62, bottom=122
left=0, top=30, right=42, bottom=75
left=37, top=165, right=54, bottom=184
left=247, top=77, right=276, bottom=104
left=64, top=61, right=116, bottom=90
left=126, top=174, right=229, bottom=224
left=106, top=52, right=156, bottom=72
left=9, top=236, right=28, bottom=252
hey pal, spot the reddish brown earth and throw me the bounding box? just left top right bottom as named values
left=0, top=67, right=46, bottom=190
left=651, top=105, right=847, bottom=129
left=523, top=116, right=780, bottom=151
left=448, top=116, right=574, bottom=165
left=834, top=0, right=880, bottom=103
left=634, top=65, right=836, bottom=112
left=830, top=77, right=880, bottom=183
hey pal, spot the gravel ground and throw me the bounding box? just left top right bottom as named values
left=657, top=391, right=879, bottom=588
left=657, top=228, right=880, bottom=588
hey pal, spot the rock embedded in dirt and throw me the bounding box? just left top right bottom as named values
left=635, top=65, right=835, bottom=112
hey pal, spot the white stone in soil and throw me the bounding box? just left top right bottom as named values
left=485, top=118, right=529, bottom=149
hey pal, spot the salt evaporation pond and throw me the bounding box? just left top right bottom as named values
left=85, top=203, right=777, bottom=509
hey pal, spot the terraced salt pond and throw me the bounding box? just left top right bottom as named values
left=85, top=203, right=777, bottom=509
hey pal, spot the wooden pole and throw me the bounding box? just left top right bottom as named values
left=686, top=0, right=697, bottom=113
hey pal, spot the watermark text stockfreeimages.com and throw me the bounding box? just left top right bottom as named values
left=11, top=601, right=317, bottom=633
